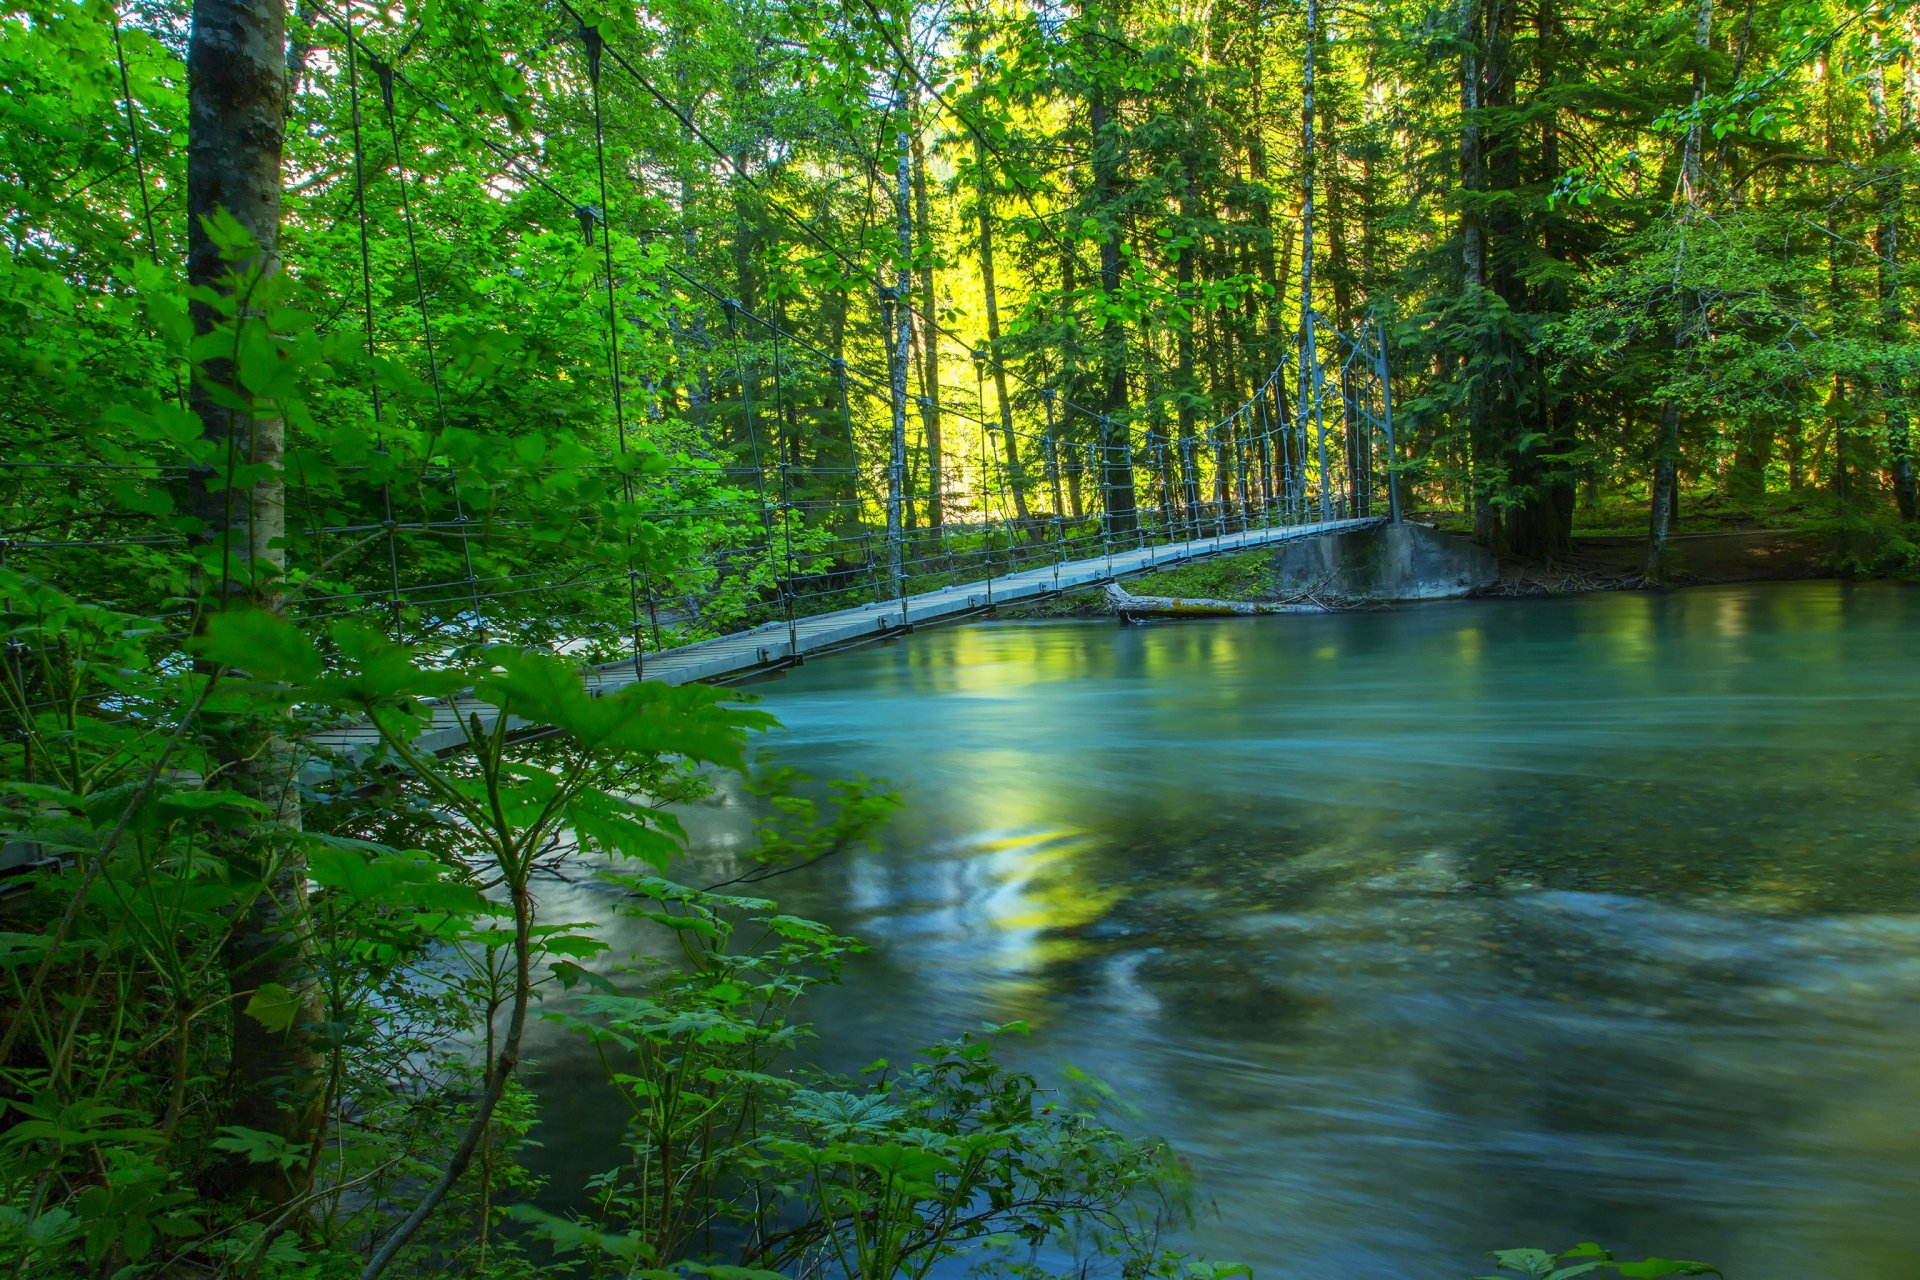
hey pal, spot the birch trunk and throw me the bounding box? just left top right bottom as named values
left=886, top=108, right=911, bottom=595
left=187, top=0, right=320, bottom=1208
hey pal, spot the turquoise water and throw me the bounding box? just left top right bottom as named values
left=531, top=581, right=1920, bottom=1277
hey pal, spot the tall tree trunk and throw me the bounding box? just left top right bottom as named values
left=1176, top=154, right=1204, bottom=530
left=1298, top=0, right=1327, bottom=519
left=1319, top=42, right=1365, bottom=515
left=972, top=129, right=1036, bottom=538
left=912, top=130, right=945, bottom=530
left=1086, top=0, right=1137, bottom=534
left=188, top=0, right=319, bottom=1209
left=1500, top=0, right=1576, bottom=557
left=1647, top=0, right=1712, bottom=576
left=885, top=104, right=911, bottom=595
left=1869, top=28, right=1914, bottom=519
left=1459, top=0, right=1493, bottom=545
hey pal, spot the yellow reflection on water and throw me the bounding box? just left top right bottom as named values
left=1714, top=591, right=1750, bottom=640
left=1600, top=598, right=1653, bottom=660
left=1454, top=625, right=1483, bottom=664
left=968, top=828, right=1116, bottom=1021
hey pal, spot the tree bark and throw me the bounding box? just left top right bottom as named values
left=1103, top=581, right=1329, bottom=617
left=1299, top=0, right=1327, bottom=519
left=885, top=105, right=912, bottom=595
left=1868, top=28, right=1914, bottom=519
left=1459, top=0, right=1492, bottom=546
left=1647, top=0, right=1711, bottom=578
left=1085, top=0, right=1137, bottom=535
left=912, top=130, right=945, bottom=530
left=972, top=127, right=1036, bottom=538
left=187, top=0, right=320, bottom=1210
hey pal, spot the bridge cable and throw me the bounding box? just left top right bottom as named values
left=582, top=25, right=650, bottom=682
left=367, top=54, right=486, bottom=641
left=344, top=15, right=408, bottom=639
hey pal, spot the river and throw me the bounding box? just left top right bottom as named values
left=526, top=580, right=1920, bottom=1278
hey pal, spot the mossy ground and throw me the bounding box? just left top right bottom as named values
left=993, top=550, right=1287, bottom=618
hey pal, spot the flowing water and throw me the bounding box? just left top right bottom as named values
left=528, top=581, right=1920, bottom=1278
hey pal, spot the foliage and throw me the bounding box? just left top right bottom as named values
left=1477, top=1242, right=1721, bottom=1280
left=1127, top=552, right=1280, bottom=602
left=0, top=0, right=1863, bottom=1270
left=534, top=877, right=1216, bottom=1278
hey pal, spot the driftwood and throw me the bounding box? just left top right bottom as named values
left=1101, top=581, right=1333, bottom=619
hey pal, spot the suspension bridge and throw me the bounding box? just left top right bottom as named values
left=314, top=510, right=1386, bottom=756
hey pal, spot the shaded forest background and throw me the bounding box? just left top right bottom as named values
left=6, top=0, right=1918, bottom=646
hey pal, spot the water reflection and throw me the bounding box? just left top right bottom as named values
left=528, top=582, right=1920, bottom=1277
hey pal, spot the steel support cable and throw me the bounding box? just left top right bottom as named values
left=344, top=20, right=408, bottom=637
left=766, top=309, right=800, bottom=658
left=297, top=573, right=634, bottom=627
left=1232, top=412, right=1249, bottom=532
left=1253, top=389, right=1272, bottom=529
left=106, top=14, right=188, bottom=415
left=834, top=358, right=883, bottom=604
left=1309, top=316, right=1336, bottom=519
left=970, top=356, right=992, bottom=584
left=717, top=298, right=789, bottom=631
left=1040, top=389, right=1066, bottom=551
left=366, top=53, right=486, bottom=639
left=582, top=25, right=647, bottom=683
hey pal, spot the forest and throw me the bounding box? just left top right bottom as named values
left=0, top=0, right=1914, bottom=1268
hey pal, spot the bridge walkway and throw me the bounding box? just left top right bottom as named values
left=317, top=516, right=1383, bottom=756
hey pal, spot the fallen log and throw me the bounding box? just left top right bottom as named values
left=1101, top=581, right=1332, bottom=619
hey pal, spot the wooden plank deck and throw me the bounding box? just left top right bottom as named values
left=314, top=517, right=1384, bottom=756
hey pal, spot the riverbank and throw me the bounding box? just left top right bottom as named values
left=1489, top=527, right=1832, bottom=595
left=996, top=524, right=1844, bottom=617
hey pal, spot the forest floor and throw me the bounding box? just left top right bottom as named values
left=1487, top=527, right=1831, bottom=596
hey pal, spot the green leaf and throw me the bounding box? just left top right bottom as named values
left=243, top=982, right=305, bottom=1033
left=195, top=609, right=321, bottom=684
left=158, top=789, right=273, bottom=816
left=211, top=1126, right=307, bottom=1170
left=307, top=840, right=493, bottom=916
left=1616, top=1262, right=1720, bottom=1278
left=197, top=207, right=258, bottom=258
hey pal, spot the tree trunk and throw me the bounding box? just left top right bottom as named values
left=1298, top=0, right=1327, bottom=520
left=884, top=109, right=912, bottom=596
left=973, top=128, right=1036, bottom=539
left=1500, top=0, right=1575, bottom=558
left=1459, top=0, right=1493, bottom=547
left=187, top=0, right=320, bottom=1209
left=1868, top=29, right=1914, bottom=519
left=1647, top=0, right=1711, bottom=578
left=912, top=130, right=945, bottom=530
left=1086, top=0, right=1137, bottom=535
left=1103, top=581, right=1329, bottom=618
